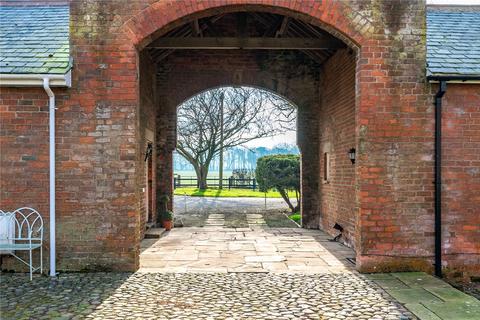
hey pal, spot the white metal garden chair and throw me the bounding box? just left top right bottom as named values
left=0, top=207, right=44, bottom=280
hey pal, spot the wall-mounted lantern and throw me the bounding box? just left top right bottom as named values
left=144, top=142, right=153, bottom=162
left=348, top=148, right=356, bottom=164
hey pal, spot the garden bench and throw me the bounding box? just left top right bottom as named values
left=0, top=207, right=43, bottom=280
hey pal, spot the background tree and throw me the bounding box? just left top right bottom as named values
left=176, top=87, right=295, bottom=190
left=255, top=154, right=300, bottom=212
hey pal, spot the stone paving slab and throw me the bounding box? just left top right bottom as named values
left=0, top=272, right=415, bottom=320
left=140, top=226, right=356, bottom=274
left=367, top=272, right=480, bottom=320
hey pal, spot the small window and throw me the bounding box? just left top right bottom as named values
left=323, top=152, right=330, bottom=182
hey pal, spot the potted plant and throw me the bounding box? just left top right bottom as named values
left=161, top=210, right=174, bottom=231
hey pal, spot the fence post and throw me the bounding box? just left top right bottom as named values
left=174, top=177, right=177, bottom=189
left=253, top=178, right=256, bottom=191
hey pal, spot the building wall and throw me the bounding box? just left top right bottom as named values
left=138, top=50, right=158, bottom=238
left=318, top=49, right=357, bottom=248
left=441, top=84, right=480, bottom=280
left=352, top=1, right=436, bottom=274
left=0, top=88, right=62, bottom=270
left=2, top=0, right=478, bottom=279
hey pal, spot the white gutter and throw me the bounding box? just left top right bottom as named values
left=0, top=70, right=71, bottom=87
left=429, top=80, right=480, bottom=84
left=1, top=72, right=71, bottom=277
left=42, top=78, right=57, bottom=277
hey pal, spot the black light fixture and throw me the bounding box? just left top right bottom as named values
left=144, top=142, right=153, bottom=162
left=348, top=148, right=356, bottom=164
left=333, top=223, right=344, bottom=232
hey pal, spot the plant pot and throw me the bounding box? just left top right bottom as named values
left=163, top=220, right=173, bottom=231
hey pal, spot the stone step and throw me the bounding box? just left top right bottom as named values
left=144, top=228, right=167, bottom=239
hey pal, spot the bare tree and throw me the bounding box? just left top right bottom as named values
left=176, top=87, right=295, bottom=190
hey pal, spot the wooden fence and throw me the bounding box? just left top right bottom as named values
left=174, top=176, right=257, bottom=190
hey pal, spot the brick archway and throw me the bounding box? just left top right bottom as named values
left=130, top=1, right=373, bottom=274
left=2, top=0, right=459, bottom=277
left=129, top=0, right=431, bottom=274
left=134, top=3, right=364, bottom=264
left=34, top=0, right=431, bottom=274
left=121, top=1, right=370, bottom=50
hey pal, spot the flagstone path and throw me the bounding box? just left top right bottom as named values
left=140, top=225, right=355, bottom=274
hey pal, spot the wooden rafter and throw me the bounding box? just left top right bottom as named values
left=150, top=14, right=226, bottom=62
left=148, top=37, right=342, bottom=50
left=149, top=12, right=340, bottom=65
left=192, top=19, right=202, bottom=37
left=276, top=17, right=289, bottom=38
left=262, top=16, right=283, bottom=37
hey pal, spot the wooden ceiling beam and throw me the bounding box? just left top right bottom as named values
left=192, top=19, right=202, bottom=37
left=149, top=37, right=342, bottom=50
left=250, top=13, right=271, bottom=27
left=262, top=16, right=283, bottom=37
left=276, top=17, right=289, bottom=38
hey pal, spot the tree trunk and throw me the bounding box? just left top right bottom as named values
left=197, top=166, right=209, bottom=190
left=278, top=188, right=295, bottom=213
left=294, top=189, right=300, bottom=212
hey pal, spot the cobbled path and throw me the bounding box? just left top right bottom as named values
left=1, top=272, right=415, bottom=319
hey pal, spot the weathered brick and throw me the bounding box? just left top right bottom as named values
left=0, top=0, right=478, bottom=281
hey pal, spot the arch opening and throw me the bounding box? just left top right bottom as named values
left=137, top=9, right=358, bottom=270
left=174, top=85, right=299, bottom=212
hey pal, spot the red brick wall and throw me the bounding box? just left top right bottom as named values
left=0, top=87, right=67, bottom=270
left=318, top=49, right=357, bottom=248
left=354, top=1, right=436, bottom=273
left=441, top=84, right=480, bottom=280
left=1, top=88, right=52, bottom=214
left=138, top=51, right=158, bottom=237
left=9, top=1, right=478, bottom=277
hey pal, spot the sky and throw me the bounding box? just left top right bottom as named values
left=244, top=130, right=297, bottom=148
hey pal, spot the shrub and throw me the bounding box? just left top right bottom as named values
left=255, top=154, right=300, bottom=212
left=161, top=210, right=174, bottom=222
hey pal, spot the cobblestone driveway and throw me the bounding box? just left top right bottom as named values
left=1, top=224, right=416, bottom=319
left=1, top=272, right=414, bottom=319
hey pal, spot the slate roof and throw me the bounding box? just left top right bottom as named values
left=0, top=6, right=70, bottom=74
left=427, top=8, right=480, bottom=78
left=0, top=5, right=479, bottom=78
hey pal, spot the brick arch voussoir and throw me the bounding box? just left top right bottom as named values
left=122, top=0, right=371, bottom=50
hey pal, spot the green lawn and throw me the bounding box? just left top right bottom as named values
left=174, top=187, right=297, bottom=198
left=288, top=213, right=301, bottom=224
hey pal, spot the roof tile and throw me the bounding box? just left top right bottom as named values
left=427, top=9, right=480, bottom=77
left=0, top=6, right=70, bottom=74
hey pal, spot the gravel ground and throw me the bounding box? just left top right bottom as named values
left=0, top=272, right=415, bottom=320
left=450, top=280, right=480, bottom=301
left=173, top=196, right=298, bottom=228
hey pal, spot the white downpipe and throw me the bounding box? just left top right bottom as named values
left=43, top=78, right=56, bottom=277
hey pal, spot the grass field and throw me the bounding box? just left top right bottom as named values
left=173, top=187, right=297, bottom=198
left=174, top=171, right=235, bottom=178
left=288, top=213, right=301, bottom=224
